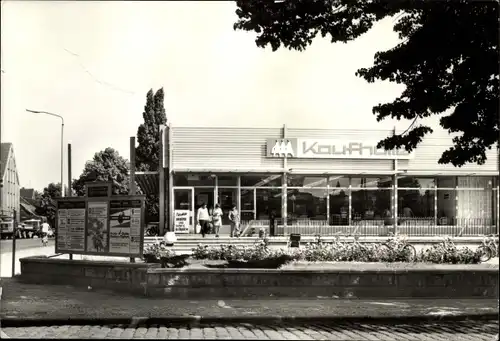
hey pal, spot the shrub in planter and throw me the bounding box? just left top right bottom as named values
left=143, top=242, right=176, bottom=263
left=418, top=244, right=481, bottom=264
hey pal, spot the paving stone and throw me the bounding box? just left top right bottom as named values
left=1, top=320, right=499, bottom=340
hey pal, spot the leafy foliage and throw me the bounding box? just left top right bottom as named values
left=135, top=88, right=167, bottom=224
left=234, top=0, right=499, bottom=167
left=35, top=182, right=63, bottom=226
left=136, top=88, right=167, bottom=172
left=191, top=236, right=482, bottom=266
left=72, top=148, right=131, bottom=196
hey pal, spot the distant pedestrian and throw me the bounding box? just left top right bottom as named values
left=197, top=203, right=210, bottom=238
left=228, top=205, right=240, bottom=238
left=212, top=203, right=223, bottom=238
left=41, top=221, right=50, bottom=246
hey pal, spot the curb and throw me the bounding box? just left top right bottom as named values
left=1, top=313, right=498, bottom=328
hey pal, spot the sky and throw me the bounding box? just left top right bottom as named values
left=1, top=1, right=434, bottom=192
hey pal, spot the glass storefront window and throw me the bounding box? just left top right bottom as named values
left=398, top=188, right=435, bottom=226
left=255, top=188, right=282, bottom=220
left=398, top=176, right=435, bottom=189
left=351, top=176, right=392, bottom=189
left=287, top=188, right=327, bottom=223
left=436, top=176, right=456, bottom=189
left=241, top=174, right=282, bottom=187
left=174, top=173, right=215, bottom=186
left=217, top=175, right=238, bottom=187
left=351, top=189, right=392, bottom=221
left=456, top=188, right=495, bottom=232
left=329, top=186, right=349, bottom=226
left=458, top=176, right=493, bottom=188
left=327, top=175, right=349, bottom=188
left=287, top=175, right=327, bottom=188
left=436, top=188, right=455, bottom=225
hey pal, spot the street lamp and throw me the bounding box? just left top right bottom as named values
left=26, top=109, right=65, bottom=197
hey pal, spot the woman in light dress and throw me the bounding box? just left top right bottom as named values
left=212, top=203, right=223, bottom=238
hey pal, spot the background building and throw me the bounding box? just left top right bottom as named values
left=1, top=142, right=21, bottom=222
left=148, top=125, right=499, bottom=236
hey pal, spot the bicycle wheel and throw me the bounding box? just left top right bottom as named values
left=403, top=244, right=417, bottom=262
left=477, top=245, right=492, bottom=263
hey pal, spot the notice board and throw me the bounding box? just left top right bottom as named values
left=55, top=184, right=145, bottom=257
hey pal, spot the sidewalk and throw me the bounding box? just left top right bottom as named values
left=0, top=277, right=498, bottom=326
left=0, top=245, right=55, bottom=277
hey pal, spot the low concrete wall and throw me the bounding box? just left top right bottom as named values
left=19, top=256, right=159, bottom=296
left=19, top=256, right=499, bottom=299
left=145, top=267, right=499, bottom=299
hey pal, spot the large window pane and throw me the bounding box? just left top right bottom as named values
left=256, top=188, right=282, bottom=220
left=287, top=175, right=327, bottom=187
left=398, top=176, right=435, bottom=189
left=327, top=175, right=349, bottom=188
left=458, top=176, right=493, bottom=188
left=217, top=175, right=238, bottom=187
left=436, top=176, right=456, bottom=189
left=329, top=187, right=349, bottom=226
left=352, top=176, right=392, bottom=189
left=351, top=189, right=392, bottom=223
left=398, top=188, right=435, bottom=226
left=456, top=188, right=494, bottom=233
left=174, top=173, right=214, bottom=186
left=287, top=188, right=327, bottom=223
left=241, top=174, right=282, bottom=187
left=240, top=188, right=255, bottom=221
left=436, top=188, right=455, bottom=225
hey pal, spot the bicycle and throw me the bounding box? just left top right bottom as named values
left=378, top=232, right=417, bottom=262
left=477, top=234, right=499, bottom=262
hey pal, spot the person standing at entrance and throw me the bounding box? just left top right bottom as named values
left=197, top=203, right=210, bottom=238
left=212, top=203, right=223, bottom=238
left=228, top=205, right=240, bottom=238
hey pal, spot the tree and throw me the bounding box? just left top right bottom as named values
left=233, top=0, right=499, bottom=167
left=135, top=88, right=167, bottom=226
left=35, top=182, right=62, bottom=227
left=72, top=148, right=131, bottom=196
left=136, top=88, right=167, bottom=172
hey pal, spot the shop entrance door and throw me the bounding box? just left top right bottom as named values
left=173, top=187, right=195, bottom=233
left=240, top=188, right=256, bottom=221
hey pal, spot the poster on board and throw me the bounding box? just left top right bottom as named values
left=174, top=210, right=190, bottom=234
left=109, top=199, right=142, bottom=255
left=56, top=200, right=86, bottom=253
left=86, top=201, right=109, bottom=253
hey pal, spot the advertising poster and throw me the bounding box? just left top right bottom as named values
left=109, top=200, right=142, bottom=255
left=56, top=201, right=85, bottom=253
left=174, top=210, right=190, bottom=234
left=129, top=200, right=142, bottom=255
left=86, top=201, right=109, bottom=253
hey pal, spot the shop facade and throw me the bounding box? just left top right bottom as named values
left=162, top=125, right=499, bottom=236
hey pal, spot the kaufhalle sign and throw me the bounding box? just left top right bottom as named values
left=266, top=138, right=414, bottom=160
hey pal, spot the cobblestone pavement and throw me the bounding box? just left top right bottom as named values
left=2, top=320, right=498, bottom=340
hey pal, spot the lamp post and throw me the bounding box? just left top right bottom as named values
left=26, top=109, right=65, bottom=197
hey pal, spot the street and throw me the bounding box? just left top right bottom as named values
left=0, top=239, right=55, bottom=277
left=2, top=320, right=498, bottom=340
left=0, top=238, right=54, bottom=253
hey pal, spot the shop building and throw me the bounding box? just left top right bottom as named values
left=141, top=125, right=499, bottom=236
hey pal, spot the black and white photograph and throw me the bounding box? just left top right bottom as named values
left=0, top=0, right=498, bottom=339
